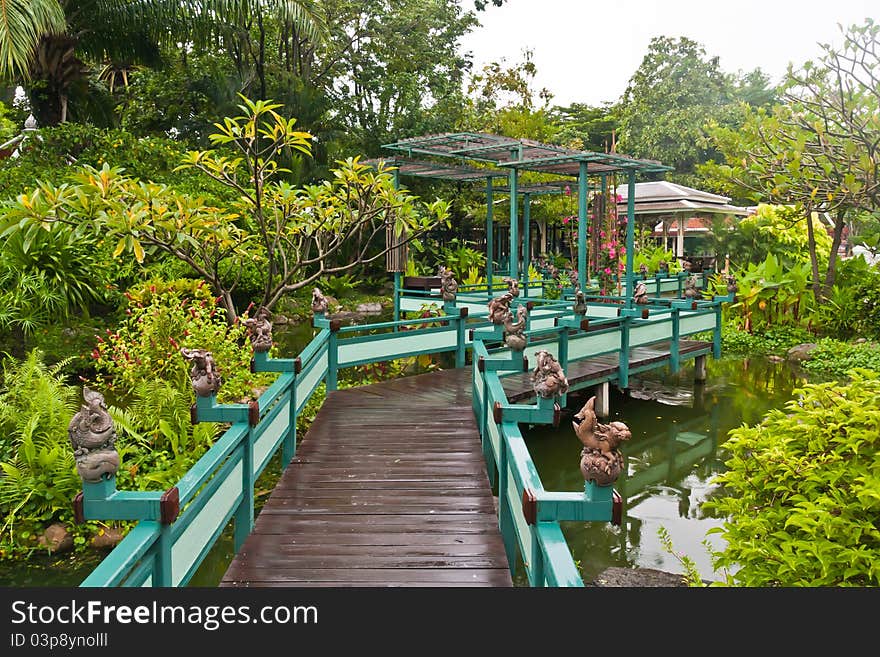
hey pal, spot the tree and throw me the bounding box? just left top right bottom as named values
left=0, top=1, right=323, bottom=126
left=701, top=20, right=879, bottom=300
left=551, top=102, right=619, bottom=153
left=618, top=36, right=774, bottom=186
left=0, top=97, right=450, bottom=321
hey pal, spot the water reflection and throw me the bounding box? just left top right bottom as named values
left=521, top=356, right=818, bottom=584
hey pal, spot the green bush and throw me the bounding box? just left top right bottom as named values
left=704, top=369, right=880, bottom=586
left=800, top=338, right=880, bottom=377
left=816, top=256, right=880, bottom=341
left=720, top=325, right=814, bottom=355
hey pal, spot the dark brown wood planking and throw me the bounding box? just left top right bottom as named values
left=220, top=367, right=514, bottom=587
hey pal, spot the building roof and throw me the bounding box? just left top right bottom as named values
left=616, top=181, right=750, bottom=216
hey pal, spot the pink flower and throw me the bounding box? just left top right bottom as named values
left=609, top=249, right=616, bottom=258
left=604, top=267, right=612, bottom=275
left=600, top=230, right=606, bottom=238
left=616, top=194, right=623, bottom=202
left=562, top=216, right=570, bottom=224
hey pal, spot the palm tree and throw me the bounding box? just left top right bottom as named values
left=0, top=1, right=325, bottom=126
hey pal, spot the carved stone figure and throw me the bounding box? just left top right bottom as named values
left=244, top=306, right=273, bottom=352
left=572, top=289, right=587, bottom=316
left=658, top=259, right=667, bottom=272
left=568, top=269, right=579, bottom=289
left=311, top=287, right=329, bottom=315
left=681, top=259, right=692, bottom=272
left=683, top=275, right=699, bottom=300
left=572, top=396, right=631, bottom=486
left=726, top=274, right=738, bottom=297
left=180, top=348, right=222, bottom=397
left=639, top=263, right=648, bottom=278
left=68, top=388, right=120, bottom=483
left=439, top=266, right=458, bottom=302
left=633, top=280, right=649, bottom=305
left=531, top=350, right=569, bottom=399
left=487, top=292, right=513, bottom=325
left=503, top=276, right=520, bottom=298
left=503, top=305, right=528, bottom=352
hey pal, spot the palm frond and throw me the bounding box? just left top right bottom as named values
left=0, top=0, right=66, bottom=81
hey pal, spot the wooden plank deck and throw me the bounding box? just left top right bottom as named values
left=502, top=339, right=712, bottom=402
left=220, top=368, right=513, bottom=587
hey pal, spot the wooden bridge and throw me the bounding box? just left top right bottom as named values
left=76, top=282, right=729, bottom=589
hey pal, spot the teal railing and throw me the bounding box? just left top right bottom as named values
left=78, top=289, right=729, bottom=588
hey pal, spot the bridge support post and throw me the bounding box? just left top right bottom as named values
left=234, top=425, right=256, bottom=552
left=694, top=354, right=707, bottom=383
left=455, top=308, right=467, bottom=369
left=618, top=315, right=631, bottom=390
left=713, top=302, right=722, bottom=359
left=670, top=308, right=680, bottom=374
left=327, top=321, right=340, bottom=391
left=595, top=381, right=610, bottom=418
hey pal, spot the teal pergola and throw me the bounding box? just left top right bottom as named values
left=376, top=132, right=671, bottom=306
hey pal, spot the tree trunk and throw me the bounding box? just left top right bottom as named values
left=822, top=209, right=846, bottom=297
left=804, top=205, right=822, bottom=302
left=27, top=35, right=84, bottom=127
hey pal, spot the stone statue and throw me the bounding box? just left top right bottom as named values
left=633, top=280, right=649, bottom=305
left=180, top=348, right=222, bottom=397
left=639, top=263, right=648, bottom=278
left=503, top=305, right=528, bottom=352
left=311, top=287, right=329, bottom=315
left=531, top=350, right=569, bottom=399
left=503, top=276, right=520, bottom=298
left=244, top=306, right=273, bottom=353
left=683, top=275, right=699, bottom=300
left=726, top=274, right=738, bottom=297
left=68, top=388, right=120, bottom=483
left=572, top=396, right=631, bottom=486
left=658, top=259, right=667, bottom=273
left=572, top=289, right=587, bottom=316
left=568, top=269, right=579, bottom=289
left=487, top=292, right=513, bottom=325
left=438, top=266, right=459, bottom=302
left=681, top=259, right=692, bottom=273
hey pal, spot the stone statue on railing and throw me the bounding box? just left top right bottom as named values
left=68, top=388, right=120, bottom=483
left=726, top=274, right=738, bottom=298
left=311, top=287, right=329, bottom=315
left=658, top=259, right=667, bottom=273
left=503, top=276, right=520, bottom=298
left=439, top=265, right=458, bottom=302
left=681, top=259, right=692, bottom=273
left=633, top=280, right=649, bottom=305
left=683, top=274, right=699, bottom=300
left=531, top=350, right=569, bottom=399
left=568, top=269, right=578, bottom=289
left=573, top=288, right=587, bottom=316
left=503, top=305, right=528, bottom=352
left=487, top=291, right=513, bottom=325
left=639, top=263, right=648, bottom=278
left=572, top=396, right=631, bottom=486
left=180, top=348, right=222, bottom=397
left=244, top=306, right=273, bottom=353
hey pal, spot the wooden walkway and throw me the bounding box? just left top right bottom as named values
left=220, top=368, right=513, bottom=587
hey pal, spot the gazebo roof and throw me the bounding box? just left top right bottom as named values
left=381, top=132, right=671, bottom=177
left=616, top=181, right=750, bottom=216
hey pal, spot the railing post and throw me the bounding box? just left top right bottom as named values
left=234, top=422, right=256, bottom=551
left=154, top=525, right=173, bottom=586
left=713, top=302, right=722, bottom=359
left=557, top=327, right=569, bottom=408
left=283, top=373, right=297, bottom=464
left=327, top=320, right=340, bottom=391
left=393, top=271, right=401, bottom=331
left=670, top=308, right=680, bottom=374
left=529, top=528, right=545, bottom=587
left=618, top=315, right=630, bottom=390
left=455, top=309, right=467, bottom=368
left=497, top=430, right=517, bottom=576
left=481, top=361, right=495, bottom=487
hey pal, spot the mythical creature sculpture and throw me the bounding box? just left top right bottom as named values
left=503, top=305, right=528, bottom=352
left=683, top=275, right=699, bottom=300
left=633, top=281, right=649, bottom=305
left=311, top=287, right=329, bottom=315
left=681, top=259, right=692, bottom=273
left=487, top=292, right=513, bottom=325
left=639, top=263, right=648, bottom=278
left=572, top=396, right=631, bottom=486
left=439, top=266, right=459, bottom=302
left=180, top=348, right=222, bottom=397
left=658, top=260, right=667, bottom=273
left=568, top=269, right=579, bottom=289
left=572, top=289, right=587, bottom=316
left=503, top=276, right=520, bottom=298
left=68, top=388, right=120, bottom=483
left=244, top=306, right=273, bottom=353
left=531, top=350, right=569, bottom=399
left=726, top=274, right=738, bottom=297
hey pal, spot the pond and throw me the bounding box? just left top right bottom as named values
left=0, top=337, right=819, bottom=586
left=516, top=354, right=820, bottom=585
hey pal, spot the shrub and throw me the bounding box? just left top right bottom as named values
left=704, top=369, right=880, bottom=586
left=800, top=339, right=880, bottom=377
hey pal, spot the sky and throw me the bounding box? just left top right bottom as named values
left=458, top=0, right=880, bottom=107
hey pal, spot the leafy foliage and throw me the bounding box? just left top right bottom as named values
left=705, top=369, right=880, bottom=586
left=800, top=339, right=880, bottom=377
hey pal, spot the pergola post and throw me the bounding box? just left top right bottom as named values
left=392, top=168, right=402, bottom=324
left=486, top=176, right=494, bottom=293
left=577, top=161, right=588, bottom=292
left=523, top=192, right=531, bottom=298
left=626, top=169, right=636, bottom=307
left=509, top=164, right=519, bottom=282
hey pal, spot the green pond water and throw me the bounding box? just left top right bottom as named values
left=0, top=320, right=819, bottom=586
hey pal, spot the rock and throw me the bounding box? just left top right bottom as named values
left=787, top=343, right=818, bottom=362
left=855, top=337, right=867, bottom=344
left=62, top=327, right=77, bottom=338
left=272, top=314, right=290, bottom=325
left=767, top=355, right=784, bottom=363
left=325, top=295, right=340, bottom=309
left=90, top=526, right=124, bottom=549
left=355, top=302, right=383, bottom=314
left=588, top=567, right=691, bottom=587
left=38, top=523, right=73, bottom=554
